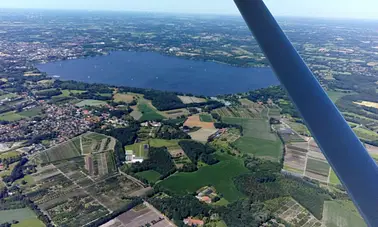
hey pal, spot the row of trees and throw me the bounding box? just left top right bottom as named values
left=53, top=80, right=113, bottom=93
left=148, top=195, right=210, bottom=226
left=178, top=140, right=218, bottom=165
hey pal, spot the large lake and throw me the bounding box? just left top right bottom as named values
left=36, top=51, right=279, bottom=96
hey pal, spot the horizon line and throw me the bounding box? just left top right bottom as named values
left=1, top=7, right=378, bottom=21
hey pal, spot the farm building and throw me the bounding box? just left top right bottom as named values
left=125, top=150, right=134, bottom=161
left=183, top=217, right=204, bottom=226
left=125, top=150, right=144, bottom=163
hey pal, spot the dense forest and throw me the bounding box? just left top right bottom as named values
left=97, top=123, right=140, bottom=147
left=217, top=199, right=272, bottom=227
left=35, top=89, right=62, bottom=99
left=127, top=147, right=176, bottom=179
left=156, top=125, right=191, bottom=140
left=53, top=80, right=113, bottom=93
left=148, top=195, right=210, bottom=226
left=178, top=140, right=218, bottom=165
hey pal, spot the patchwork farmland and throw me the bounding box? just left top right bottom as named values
left=25, top=152, right=149, bottom=226
left=283, top=140, right=332, bottom=184
left=222, top=117, right=283, bottom=161
left=267, top=197, right=322, bottom=227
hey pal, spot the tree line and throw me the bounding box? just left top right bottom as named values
left=178, top=140, right=219, bottom=165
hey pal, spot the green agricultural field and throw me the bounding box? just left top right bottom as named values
left=135, top=170, right=161, bottom=183
left=0, top=111, right=25, bottom=121
left=323, top=200, right=366, bottom=227
left=329, top=169, right=341, bottom=185
left=19, top=107, right=43, bottom=117
left=200, top=113, right=213, bottom=122
left=12, top=218, right=45, bottom=227
left=157, top=153, right=248, bottom=202
left=222, top=117, right=277, bottom=141
left=149, top=139, right=181, bottom=149
left=0, top=93, right=18, bottom=100
left=14, top=175, right=35, bottom=187
left=327, top=91, right=351, bottom=103
left=353, top=127, right=378, bottom=142
left=138, top=103, right=165, bottom=121
left=0, top=150, right=20, bottom=159
left=306, top=158, right=330, bottom=177
left=0, top=208, right=37, bottom=224
left=233, top=137, right=283, bottom=161
left=76, top=99, right=107, bottom=107
left=59, top=89, right=86, bottom=97
left=286, top=121, right=311, bottom=136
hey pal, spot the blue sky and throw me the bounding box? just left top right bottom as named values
left=0, top=0, right=377, bottom=19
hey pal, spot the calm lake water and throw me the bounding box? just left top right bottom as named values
left=36, top=51, right=279, bottom=96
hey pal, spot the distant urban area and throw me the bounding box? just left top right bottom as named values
left=0, top=9, right=377, bottom=227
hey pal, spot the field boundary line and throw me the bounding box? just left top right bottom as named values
left=55, top=166, right=112, bottom=212
left=118, top=168, right=146, bottom=188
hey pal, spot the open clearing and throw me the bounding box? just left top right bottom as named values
left=189, top=128, right=218, bottom=142
left=353, top=127, right=378, bottom=141
left=157, top=153, right=248, bottom=202
left=234, top=137, right=283, bottom=161
left=323, top=200, right=366, bottom=227
left=76, top=99, right=107, bottom=107
left=222, top=117, right=276, bottom=141
left=163, top=108, right=189, bottom=119
left=135, top=170, right=161, bottom=183
left=354, top=100, right=378, bottom=109
left=222, top=117, right=282, bottom=161
left=178, top=96, right=206, bottom=104
left=0, top=208, right=37, bottom=224
left=12, top=218, right=45, bottom=227
left=200, top=113, right=213, bottom=122
left=327, top=91, right=350, bottom=102
left=0, top=150, right=20, bottom=159
left=0, top=111, right=25, bottom=121
left=184, top=115, right=215, bottom=129
left=113, top=93, right=135, bottom=103
left=138, top=102, right=165, bottom=121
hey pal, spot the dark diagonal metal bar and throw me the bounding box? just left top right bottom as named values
left=233, top=0, right=378, bottom=225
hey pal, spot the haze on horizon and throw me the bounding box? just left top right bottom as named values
left=0, top=0, right=377, bottom=20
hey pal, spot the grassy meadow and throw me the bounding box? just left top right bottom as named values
left=157, top=153, right=248, bottom=202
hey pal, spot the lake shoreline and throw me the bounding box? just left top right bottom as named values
left=36, top=51, right=279, bottom=96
